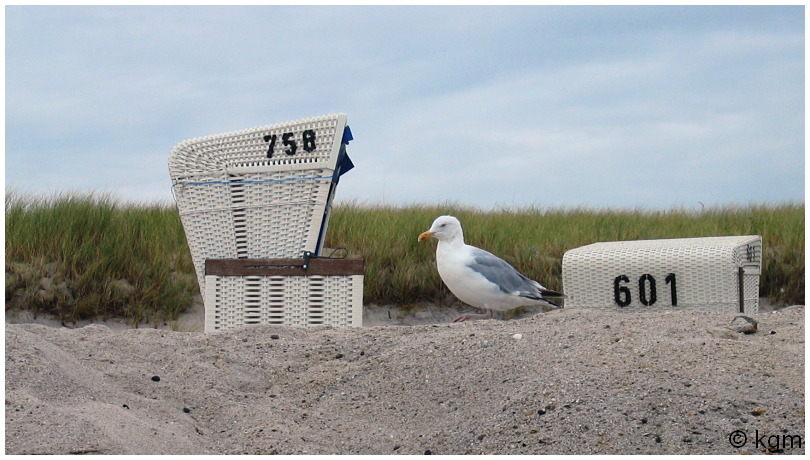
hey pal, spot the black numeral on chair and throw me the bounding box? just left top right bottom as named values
left=614, top=273, right=677, bottom=307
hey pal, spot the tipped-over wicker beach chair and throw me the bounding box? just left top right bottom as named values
left=562, top=235, right=762, bottom=314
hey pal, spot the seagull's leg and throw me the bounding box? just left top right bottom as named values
left=451, top=308, right=494, bottom=323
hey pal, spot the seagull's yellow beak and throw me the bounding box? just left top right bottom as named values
left=418, top=231, right=435, bottom=242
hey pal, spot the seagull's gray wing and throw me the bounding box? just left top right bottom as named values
left=467, top=247, right=563, bottom=302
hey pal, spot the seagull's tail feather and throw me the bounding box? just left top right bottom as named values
left=543, top=289, right=565, bottom=309
left=546, top=298, right=563, bottom=309
left=539, top=287, right=565, bottom=298
left=519, top=287, right=565, bottom=308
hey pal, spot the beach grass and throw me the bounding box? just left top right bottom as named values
left=327, top=201, right=805, bottom=308
left=5, top=191, right=804, bottom=324
left=5, top=191, right=197, bottom=325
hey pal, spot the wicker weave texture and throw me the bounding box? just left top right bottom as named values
left=562, top=235, right=762, bottom=313
left=169, top=114, right=347, bottom=176
left=169, top=114, right=348, bottom=293
left=204, top=274, right=363, bottom=331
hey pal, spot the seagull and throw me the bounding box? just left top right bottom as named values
left=418, top=215, right=564, bottom=322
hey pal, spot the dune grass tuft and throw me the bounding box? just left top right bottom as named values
left=5, top=191, right=196, bottom=325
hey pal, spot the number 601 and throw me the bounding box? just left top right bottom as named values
left=613, top=273, right=678, bottom=307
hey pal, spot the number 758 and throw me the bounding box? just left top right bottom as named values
left=263, top=129, right=317, bottom=158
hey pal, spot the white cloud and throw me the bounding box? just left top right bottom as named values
left=5, top=5, right=804, bottom=209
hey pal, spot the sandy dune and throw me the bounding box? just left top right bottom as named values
left=5, top=306, right=805, bottom=455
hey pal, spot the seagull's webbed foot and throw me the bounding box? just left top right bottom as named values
left=451, top=309, right=494, bottom=323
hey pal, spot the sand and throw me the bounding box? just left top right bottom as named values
left=5, top=305, right=805, bottom=455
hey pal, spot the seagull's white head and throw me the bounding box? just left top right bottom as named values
left=418, top=215, right=464, bottom=243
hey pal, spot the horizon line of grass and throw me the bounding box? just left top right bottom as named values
left=5, top=191, right=805, bottom=324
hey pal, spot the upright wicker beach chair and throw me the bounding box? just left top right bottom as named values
left=169, top=113, right=363, bottom=331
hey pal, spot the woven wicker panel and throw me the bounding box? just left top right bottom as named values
left=562, top=236, right=762, bottom=313
left=169, top=114, right=346, bottom=177
left=204, top=274, right=363, bottom=331
left=169, top=114, right=349, bottom=293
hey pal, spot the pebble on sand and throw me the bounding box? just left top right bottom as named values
left=728, top=316, right=758, bottom=334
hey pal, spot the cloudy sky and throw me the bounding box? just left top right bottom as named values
left=5, top=5, right=804, bottom=209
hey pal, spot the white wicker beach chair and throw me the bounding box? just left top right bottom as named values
left=562, top=235, right=762, bottom=313
left=169, top=114, right=362, bottom=331
left=169, top=113, right=353, bottom=292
